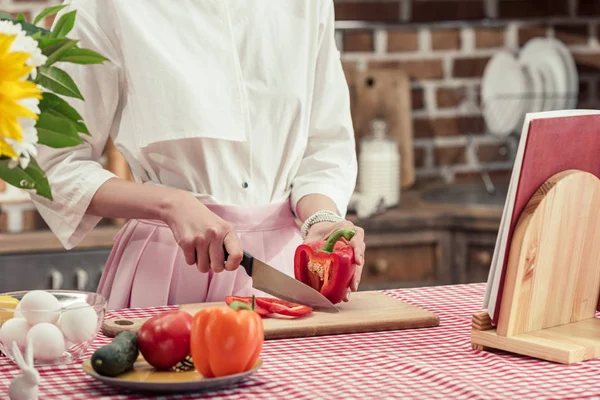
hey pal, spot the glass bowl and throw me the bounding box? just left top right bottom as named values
left=0, top=290, right=106, bottom=365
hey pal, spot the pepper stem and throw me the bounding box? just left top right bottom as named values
left=229, top=301, right=252, bottom=311
left=320, top=228, right=356, bottom=253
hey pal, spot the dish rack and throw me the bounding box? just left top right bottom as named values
left=454, top=90, right=580, bottom=195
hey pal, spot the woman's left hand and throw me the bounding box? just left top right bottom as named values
left=303, top=220, right=365, bottom=302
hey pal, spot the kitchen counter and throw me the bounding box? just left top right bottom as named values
left=0, top=185, right=503, bottom=255
left=0, top=226, right=122, bottom=255
left=350, top=188, right=503, bottom=234
left=1, top=283, right=597, bottom=399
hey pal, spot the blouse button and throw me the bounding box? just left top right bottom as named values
left=242, top=182, right=249, bottom=189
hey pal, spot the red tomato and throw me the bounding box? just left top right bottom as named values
left=137, top=310, right=193, bottom=370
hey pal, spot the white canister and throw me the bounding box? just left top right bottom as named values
left=358, top=119, right=401, bottom=208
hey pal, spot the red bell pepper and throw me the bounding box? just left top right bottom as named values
left=224, top=296, right=270, bottom=317
left=254, top=298, right=312, bottom=317
left=294, top=228, right=356, bottom=304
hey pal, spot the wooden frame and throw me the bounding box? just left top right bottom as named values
left=471, top=170, right=600, bottom=364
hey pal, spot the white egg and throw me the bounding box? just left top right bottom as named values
left=58, top=302, right=98, bottom=343
left=20, top=290, right=61, bottom=325
left=26, top=322, right=65, bottom=362
left=0, top=318, right=31, bottom=349
left=13, top=302, right=22, bottom=319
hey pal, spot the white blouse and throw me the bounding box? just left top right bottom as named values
left=31, top=0, right=358, bottom=249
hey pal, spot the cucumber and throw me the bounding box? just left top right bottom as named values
left=91, top=331, right=139, bottom=377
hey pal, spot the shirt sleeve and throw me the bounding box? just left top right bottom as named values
left=290, top=0, right=358, bottom=218
left=29, top=6, right=122, bottom=250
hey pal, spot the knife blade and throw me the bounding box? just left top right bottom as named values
left=224, top=248, right=339, bottom=313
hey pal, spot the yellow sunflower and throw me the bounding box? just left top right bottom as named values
left=0, top=33, right=42, bottom=159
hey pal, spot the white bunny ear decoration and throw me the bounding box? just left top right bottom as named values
left=8, top=339, right=40, bottom=400
left=11, top=341, right=26, bottom=370
left=25, top=338, right=33, bottom=368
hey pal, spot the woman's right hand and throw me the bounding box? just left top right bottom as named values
left=161, top=191, right=244, bottom=273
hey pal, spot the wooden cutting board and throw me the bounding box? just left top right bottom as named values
left=346, top=67, right=415, bottom=189
left=102, top=292, right=439, bottom=340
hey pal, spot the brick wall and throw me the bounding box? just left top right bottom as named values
left=1, top=0, right=600, bottom=230
left=335, top=0, right=600, bottom=183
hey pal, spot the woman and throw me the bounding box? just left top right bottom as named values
left=31, top=0, right=365, bottom=309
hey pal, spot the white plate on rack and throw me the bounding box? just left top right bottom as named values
left=539, top=62, right=558, bottom=111
left=521, top=63, right=545, bottom=113
left=519, top=38, right=570, bottom=111
left=548, top=37, right=578, bottom=108
left=481, top=50, right=527, bottom=137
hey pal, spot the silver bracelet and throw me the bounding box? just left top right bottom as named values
left=300, top=210, right=344, bottom=239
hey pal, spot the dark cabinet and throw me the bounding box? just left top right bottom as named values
left=0, top=249, right=110, bottom=293
left=453, top=232, right=497, bottom=284
left=360, top=230, right=453, bottom=290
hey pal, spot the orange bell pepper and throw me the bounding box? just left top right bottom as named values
left=190, top=300, right=264, bottom=378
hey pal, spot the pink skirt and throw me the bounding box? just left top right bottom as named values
left=97, top=200, right=302, bottom=309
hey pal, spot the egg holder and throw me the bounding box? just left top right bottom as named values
left=0, top=290, right=106, bottom=365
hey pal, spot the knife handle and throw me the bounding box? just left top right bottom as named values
left=223, top=246, right=254, bottom=276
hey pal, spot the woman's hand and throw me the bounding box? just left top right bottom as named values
left=303, top=220, right=365, bottom=301
left=161, top=191, right=243, bottom=273
left=86, top=178, right=242, bottom=273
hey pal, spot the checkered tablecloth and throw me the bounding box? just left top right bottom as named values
left=2, top=283, right=600, bottom=399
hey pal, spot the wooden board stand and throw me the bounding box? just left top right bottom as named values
left=471, top=170, right=600, bottom=364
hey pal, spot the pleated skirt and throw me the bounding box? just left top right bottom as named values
left=97, top=200, right=302, bottom=309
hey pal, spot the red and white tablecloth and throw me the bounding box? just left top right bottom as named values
left=2, top=283, right=600, bottom=399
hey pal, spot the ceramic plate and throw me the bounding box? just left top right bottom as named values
left=521, top=63, right=544, bottom=113
left=519, top=38, right=570, bottom=110
left=82, top=356, right=262, bottom=394
left=548, top=37, right=579, bottom=108
left=481, top=50, right=527, bottom=137
left=538, top=62, right=558, bottom=111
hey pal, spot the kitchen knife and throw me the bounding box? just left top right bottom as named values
left=224, top=248, right=339, bottom=313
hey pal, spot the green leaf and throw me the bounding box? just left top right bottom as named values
left=38, top=37, right=69, bottom=50
left=50, top=10, right=76, bottom=38
left=57, top=47, right=109, bottom=64
left=16, top=13, right=26, bottom=21
left=37, top=66, right=84, bottom=100
left=0, top=11, right=15, bottom=21
left=43, top=39, right=78, bottom=66
left=39, top=92, right=82, bottom=121
left=15, top=20, right=50, bottom=36
left=0, top=11, right=51, bottom=36
left=0, top=158, right=53, bottom=200
left=39, top=92, right=90, bottom=136
left=22, top=157, right=52, bottom=200
left=75, top=121, right=89, bottom=135
left=36, top=112, right=83, bottom=148
left=33, top=5, right=67, bottom=26
left=48, top=110, right=89, bottom=135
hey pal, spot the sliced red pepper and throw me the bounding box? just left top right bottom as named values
left=294, top=228, right=356, bottom=305
left=224, top=296, right=270, bottom=317
left=254, top=298, right=312, bottom=317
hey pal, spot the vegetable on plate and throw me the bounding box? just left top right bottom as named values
left=191, top=300, right=263, bottom=378
left=137, top=310, right=193, bottom=370
left=294, top=228, right=356, bottom=304
left=91, top=331, right=139, bottom=377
